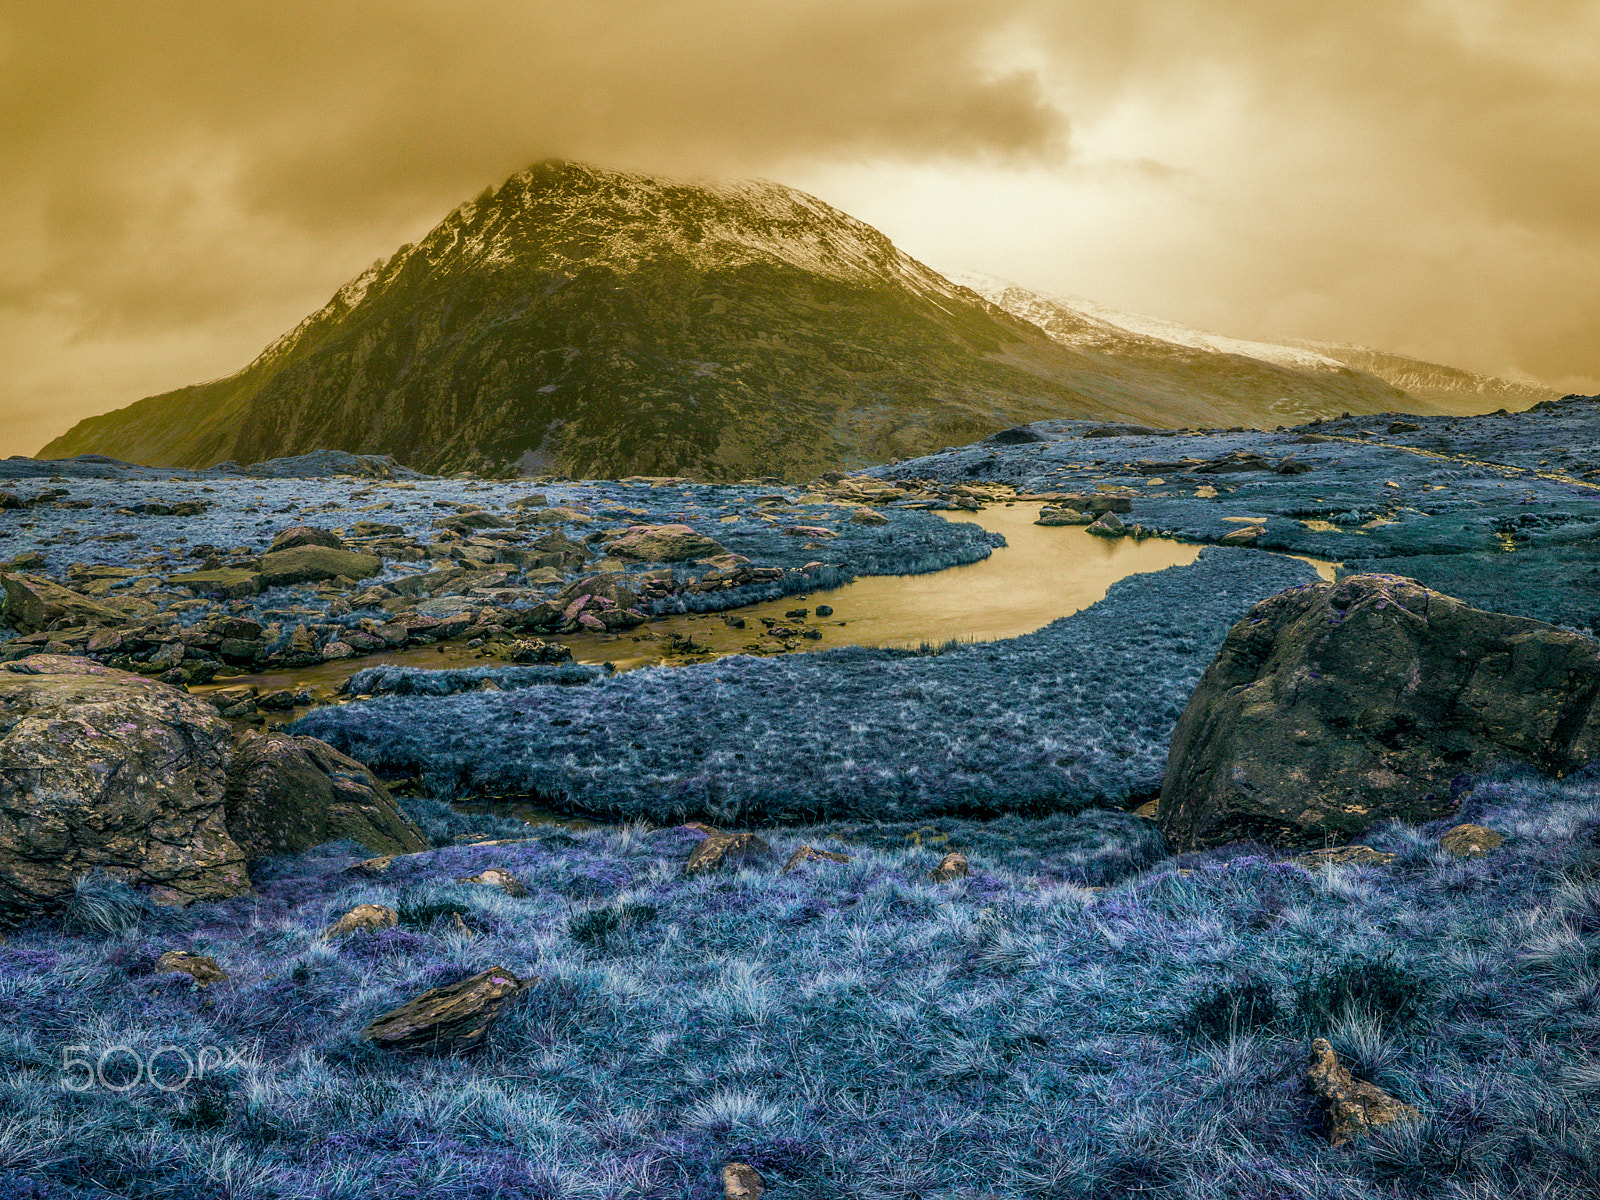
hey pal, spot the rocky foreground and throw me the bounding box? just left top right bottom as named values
left=3, top=405, right=1600, bottom=1197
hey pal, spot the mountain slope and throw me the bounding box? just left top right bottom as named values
left=959, top=274, right=1556, bottom=422
left=45, top=162, right=1440, bottom=479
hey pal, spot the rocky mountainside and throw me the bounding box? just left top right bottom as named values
left=956, top=275, right=1553, bottom=426
left=44, top=161, right=1519, bottom=480
left=1278, top=341, right=1558, bottom=414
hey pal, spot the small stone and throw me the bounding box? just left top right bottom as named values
left=929, top=851, right=969, bottom=882
left=363, top=966, right=529, bottom=1053
left=1291, top=845, right=1396, bottom=870
left=781, top=845, right=853, bottom=874
left=156, top=951, right=228, bottom=987
left=1439, top=824, right=1503, bottom=857
left=1085, top=512, right=1125, bottom=538
left=1219, top=525, right=1263, bottom=545
left=722, top=1162, right=764, bottom=1199
left=326, top=903, right=398, bottom=938
left=347, top=856, right=395, bottom=876
left=458, top=867, right=529, bottom=897
left=1305, top=1037, right=1420, bottom=1146
left=684, top=832, right=773, bottom=877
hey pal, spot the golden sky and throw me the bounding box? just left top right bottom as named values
left=4, top=0, right=1599, bottom=458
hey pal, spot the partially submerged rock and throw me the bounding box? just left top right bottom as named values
left=0, top=655, right=249, bottom=920
left=1305, top=1037, right=1419, bottom=1146
left=363, top=966, right=530, bottom=1052
left=1161, top=575, right=1600, bottom=851
left=224, top=731, right=429, bottom=860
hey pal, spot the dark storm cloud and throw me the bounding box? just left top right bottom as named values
left=1, top=0, right=1598, bottom=456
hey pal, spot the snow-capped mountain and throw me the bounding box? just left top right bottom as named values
left=956, top=273, right=1556, bottom=422
left=43, top=161, right=1545, bottom=478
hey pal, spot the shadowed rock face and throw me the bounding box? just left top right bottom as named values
left=1160, top=574, right=1600, bottom=851
left=223, top=731, right=428, bottom=860
left=0, top=655, right=249, bottom=920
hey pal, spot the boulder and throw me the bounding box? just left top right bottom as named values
left=268, top=525, right=345, bottom=553
left=0, top=655, right=250, bottom=920
left=929, top=851, right=969, bottom=882
left=1305, top=1037, right=1419, bottom=1146
left=223, top=730, right=429, bottom=859
left=363, top=965, right=530, bottom=1052
left=257, top=546, right=382, bottom=588
left=1, top=573, right=128, bottom=633
left=607, top=524, right=727, bottom=562
left=1161, top=575, right=1600, bottom=851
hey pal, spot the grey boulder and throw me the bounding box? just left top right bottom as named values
left=1161, top=574, right=1600, bottom=851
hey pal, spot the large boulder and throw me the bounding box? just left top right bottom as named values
left=0, top=655, right=249, bottom=919
left=223, top=731, right=428, bottom=859
left=606, top=524, right=726, bottom=562
left=257, top=545, right=382, bottom=587
left=268, top=525, right=345, bottom=553
left=1, top=573, right=128, bottom=633
left=1161, top=575, right=1600, bottom=851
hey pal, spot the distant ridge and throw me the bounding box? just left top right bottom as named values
left=44, top=160, right=1522, bottom=479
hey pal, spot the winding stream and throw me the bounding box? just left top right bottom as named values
left=201, top=504, right=1336, bottom=699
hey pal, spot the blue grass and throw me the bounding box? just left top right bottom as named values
left=290, top=548, right=1318, bottom=824
left=0, top=769, right=1596, bottom=1197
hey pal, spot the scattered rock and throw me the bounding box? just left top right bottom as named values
left=1035, top=507, right=1094, bottom=526
left=223, top=730, right=429, bottom=859
left=684, top=831, right=774, bottom=876
left=1386, top=421, right=1423, bottom=434
left=156, top=950, right=228, bottom=987
left=362, top=966, right=530, bottom=1053
left=1219, top=525, right=1263, bottom=545
left=815, top=604, right=834, bottom=617
left=346, top=855, right=395, bottom=876
left=781, top=845, right=853, bottom=874
left=268, top=525, right=345, bottom=553
left=1305, top=1037, right=1419, bottom=1147
left=722, top=1162, right=764, bottom=1199
left=0, top=656, right=249, bottom=920
left=1440, top=824, right=1503, bottom=857
left=929, top=851, right=969, bottom=882
left=458, top=867, right=529, bottom=897
left=986, top=425, right=1048, bottom=445
left=1086, top=512, right=1125, bottom=538
left=326, top=903, right=399, bottom=937
left=607, top=524, right=727, bottom=562
left=257, top=545, right=382, bottom=588
left=848, top=508, right=889, bottom=525
left=1161, top=574, right=1600, bottom=851
left=1291, top=846, right=1397, bottom=870
left=1, top=572, right=128, bottom=633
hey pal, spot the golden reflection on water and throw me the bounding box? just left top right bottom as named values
left=198, top=504, right=1335, bottom=699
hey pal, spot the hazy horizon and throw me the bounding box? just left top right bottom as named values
left=4, top=0, right=1598, bottom=459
